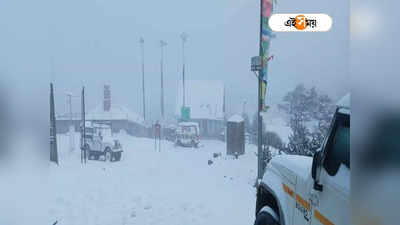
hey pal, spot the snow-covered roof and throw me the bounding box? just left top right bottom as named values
left=228, top=114, right=244, bottom=123
left=178, top=122, right=199, bottom=127
left=87, top=103, right=144, bottom=125
left=175, top=80, right=225, bottom=120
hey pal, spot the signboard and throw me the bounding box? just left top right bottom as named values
left=181, top=106, right=190, bottom=121
left=251, top=56, right=262, bottom=71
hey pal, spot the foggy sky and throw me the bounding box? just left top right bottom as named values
left=0, top=0, right=349, bottom=121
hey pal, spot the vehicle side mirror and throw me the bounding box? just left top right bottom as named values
left=311, top=150, right=323, bottom=192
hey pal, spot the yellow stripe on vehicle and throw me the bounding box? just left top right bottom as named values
left=314, top=210, right=334, bottom=225
left=282, top=183, right=294, bottom=197
left=295, top=194, right=310, bottom=211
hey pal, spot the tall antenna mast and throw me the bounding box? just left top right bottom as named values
left=180, top=32, right=188, bottom=108
left=139, top=37, right=146, bottom=121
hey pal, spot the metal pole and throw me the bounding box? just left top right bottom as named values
left=81, top=86, right=86, bottom=164
left=50, top=56, right=55, bottom=83
left=68, top=94, right=72, bottom=125
left=181, top=33, right=188, bottom=108
left=140, top=37, right=146, bottom=121
left=182, top=41, right=185, bottom=108
left=50, top=83, right=59, bottom=165
left=160, top=40, right=167, bottom=120
left=67, top=94, right=75, bottom=152
left=257, top=0, right=264, bottom=181
left=83, top=87, right=86, bottom=164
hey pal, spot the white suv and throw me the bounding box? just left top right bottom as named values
left=175, top=122, right=200, bottom=148
left=81, top=121, right=123, bottom=162
left=254, top=94, right=350, bottom=225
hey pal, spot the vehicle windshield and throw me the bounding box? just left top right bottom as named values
left=180, top=126, right=197, bottom=134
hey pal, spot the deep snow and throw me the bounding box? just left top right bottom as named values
left=47, top=132, right=260, bottom=225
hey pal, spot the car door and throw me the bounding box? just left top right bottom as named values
left=293, top=175, right=313, bottom=225
left=311, top=165, right=350, bottom=225
left=311, top=112, right=350, bottom=225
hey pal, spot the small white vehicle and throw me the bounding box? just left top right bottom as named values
left=175, top=122, right=200, bottom=148
left=254, top=94, right=350, bottom=225
left=82, top=121, right=123, bottom=162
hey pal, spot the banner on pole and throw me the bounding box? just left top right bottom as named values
left=260, top=0, right=274, bottom=111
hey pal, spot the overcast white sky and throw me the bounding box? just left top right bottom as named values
left=0, top=0, right=349, bottom=121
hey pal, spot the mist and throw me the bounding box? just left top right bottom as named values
left=0, top=0, right=348, bottom=121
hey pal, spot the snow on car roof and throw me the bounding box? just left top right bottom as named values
left=337, top=93, right=350, bottom=109
left=336, top=93, right=350, bottom=115
left=338, top=107, right=350, bottom=115
left=228, top=114, right=244, bottom=123
left=178, top=122, right=199, bottom=127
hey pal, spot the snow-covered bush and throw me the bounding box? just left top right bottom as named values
left=263, top=131, right=284, bottom=151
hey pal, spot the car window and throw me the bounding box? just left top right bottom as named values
left=323, top=112, right=350, bottom=176
left=182, top=126, right=196, bottom=133
left=85, top=128, right=94, bottom=133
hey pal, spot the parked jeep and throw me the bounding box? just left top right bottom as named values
left=82, top=122, right=123, bottom=162
left=175, top=122, right=200, bottom=148
left=254, top=94, right=350, bottom=225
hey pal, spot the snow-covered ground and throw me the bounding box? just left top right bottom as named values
left=47, top=133, right=259, bottom=225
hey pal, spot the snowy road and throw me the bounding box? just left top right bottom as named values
left=48, top=133, right=258, bottom=225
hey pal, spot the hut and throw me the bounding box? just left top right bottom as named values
left=226, top=114, right=245, bottom=156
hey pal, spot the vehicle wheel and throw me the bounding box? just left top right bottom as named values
left=115, top=152, right=122, bottom=161
left=254, top=211, right=279, bottom=225
left=105, top=149, right=112, bottom=162
left=89, top=153, right=94, bottom=160
left=111, top=153, right=115, bottom=162
left=111, top=152, right=117, bottom=162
